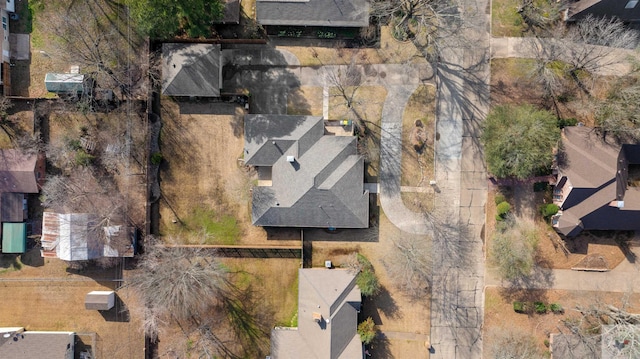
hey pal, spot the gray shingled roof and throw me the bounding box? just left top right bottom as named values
left=270, top=268, right=362, bottom=359
left=1, top=192, right=24, bottom=222
left=0, top=329, right=75, bottom=359
left=245, top=115, right=369, bottom=228
left=554, top=126, right=640, bottom=236
left=256, top=0, right=369, bottom=27
left=162, top=43, right=222, bottom=97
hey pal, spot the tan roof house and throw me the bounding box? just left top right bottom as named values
left=552, top=126, right=640, bottom=236
left=270, top=268, right=363, bottom=359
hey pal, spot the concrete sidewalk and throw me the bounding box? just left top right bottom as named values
left=490, top=37, right=636, bottom=76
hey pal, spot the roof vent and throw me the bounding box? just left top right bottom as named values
left=287, top=156, right=295, bottom=163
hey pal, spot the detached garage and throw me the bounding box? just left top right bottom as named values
left=85, top=290, right=115, bottom=310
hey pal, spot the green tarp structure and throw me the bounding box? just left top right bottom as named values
left=2, top=222, right=26, bottom=253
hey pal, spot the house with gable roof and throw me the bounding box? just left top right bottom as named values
left=270, top=268, right=363, bottom=359
left=162, top=43, right=223, bottom=98
left=552, top=126, right=640, bottom=237
left=256, top=0, right=370, bottom=29
left=244, top=114, right=369, bottom=229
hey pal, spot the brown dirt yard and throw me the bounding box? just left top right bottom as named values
left=0, top=254, right=144, bottom=358
left=484, top=287, right=640, bottom=355
left=306, top=213, right=431, bottom=358
left=401, top=84, right=436, bottom=214
left=159, top=98, right=300, bottom=246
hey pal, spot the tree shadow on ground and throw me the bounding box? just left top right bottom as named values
left=19, top=247, right=44, bottom=267
left=303, top=226, right=379, bottom=242
left=368, top=335, right=394, bottom=358
left=361, top=285, right=401, bottom=324
left=98, top=293, right=130, bottom=322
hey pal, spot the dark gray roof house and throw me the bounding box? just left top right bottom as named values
left=244, top=115, right=369, bottom=228
left=256, top=0, right=369, bottom=27
left=566, top=0, right=640, bottom=22
left=162, top=43, right=223, bottom=97
left=270, top=268, right=363, bottom=359
left=552, top=126, right=640, bottom=237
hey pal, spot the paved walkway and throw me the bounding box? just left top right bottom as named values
left=490, top=37, right=636, bottom=76
left=379, top=84, right=433, bottom=235
left=378, top=330, right=431, bottom=342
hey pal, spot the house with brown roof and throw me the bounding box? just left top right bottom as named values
left=270, top=268, right=363, bottom=359
left=0, top=149, right=45, bottom=253
left=552, top=126, right=640, bottom=237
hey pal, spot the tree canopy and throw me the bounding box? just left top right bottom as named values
left=481, top=104, right=559, bottom=179
left=126, top=0, right=224, bottom=39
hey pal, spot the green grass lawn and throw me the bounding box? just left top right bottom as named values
left=167, top=207, right=241, bottom=245
left=492, top=0, right=526, bottom=37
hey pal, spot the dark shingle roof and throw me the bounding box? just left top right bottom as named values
left=162, top=43, right=222, bottom=97
left=270, top=268, right=362, bottom=359
left=256, top=0, right=370, bottom=27
left=245, top=115, right=369, bottom=228
left=555, top=126, right=640, bottom=236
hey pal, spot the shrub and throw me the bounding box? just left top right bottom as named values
left=557, top=117, right=578, bottom=128
left=495, top=193, right=506, bottom=205
left=544, top=339, right=550, bottom=347
left=513, top=301, right=526, bottom=313
left=534, top=301, right=547, bottom=314
left=541, top=204, right=559, bottom=218
left=496, top=201, right=511, bottom=220
left=151, top=152, right=163, bottom=165
left=354, top=254, right=380, bottom=297
left=358, top=317, right=377, bottom=344
left=550, top=303, right=564, bottom=314
left=75, top=150, right=94, bottom=166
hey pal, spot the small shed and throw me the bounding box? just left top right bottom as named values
left=2, top=222, right=26, bottom=253
left=85, top=290, right=115, bottom=310
left=45, top=73, right=85, bottom=94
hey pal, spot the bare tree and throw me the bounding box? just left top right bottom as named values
left=595, top=75, right=640, bottom=141
left=383, top=235, right=432, bottom=298
left=38, top=0, right=145, bottom=97
left=559, top=297, right=640, bottom=358
left=40, top=174, right=94, bottom=209
left=369, top=0, right=460, bottom=56
left=487, top=328, right=542, bottom=359
left=527, top=16, right=639, bottom=99
left=13, top=131, right=44, bottom=156
left=128, top=241, right=268, bottom=357
left=490, top=218, right=539, bottom=281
